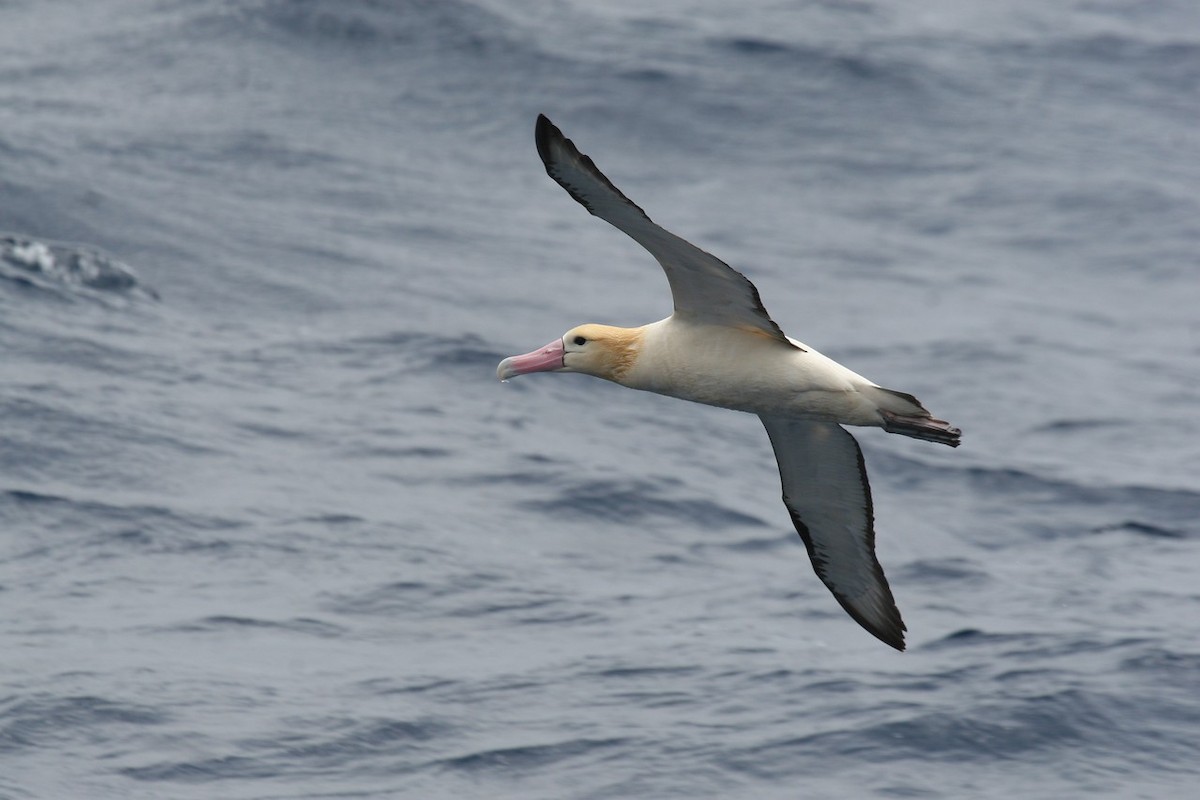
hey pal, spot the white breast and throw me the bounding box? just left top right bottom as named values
left=621, top=318, right=884, bottom=424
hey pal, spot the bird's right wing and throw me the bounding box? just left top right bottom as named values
left=759, top=415, right=906, bottom=650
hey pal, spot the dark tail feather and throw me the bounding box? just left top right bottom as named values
left=880, top=410, right=962, bottom=447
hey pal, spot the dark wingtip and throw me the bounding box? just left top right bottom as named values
left=846, top=600, right=907, bottom=651
left=530, top=113, right=651, bottom=221
left=534, top=113, right=559, bottom=171
left=881, top=625, right=907, bottom=652
left=786, top=505, right=908, bottom=652
left=835, top=597, right=906, bottom=650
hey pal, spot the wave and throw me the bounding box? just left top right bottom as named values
left=0, top=694, right=167, bottom=754
left=0, top=234, right=158, bottom=302
left=121, top=713, right=449, bottom=783
left=217, top=0, right=521, bottom=58
left=0, top=488, right=245, bottom=557
left=517, top=477, right=769, bottom=531
left=869, top=450, right=1200, bottom=542
left=436, top=736, right=628, bottom=773
left=712, top=35, right=922, bottom=89
left=998, top=33, right=1200, bottom=95
left=165, top=615, right=346, bottom=638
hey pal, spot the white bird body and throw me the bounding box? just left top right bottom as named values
left=498, top=116, right=961, bottom=650
left=609, top=319, right=890, bottom=425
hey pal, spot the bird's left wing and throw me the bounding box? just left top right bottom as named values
left=536, top=115, right=797, bottom=347
left=759, top=415, right=907, bottom=650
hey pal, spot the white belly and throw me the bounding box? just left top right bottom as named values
left=622, top=319, right=884, bottom=425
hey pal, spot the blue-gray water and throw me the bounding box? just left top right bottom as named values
left=3, top=1, right=1199, bottom=798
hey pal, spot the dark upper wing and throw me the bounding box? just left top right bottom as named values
left=535, top=115, right=796, bottom=347
left=759, top=415, right=906, bottom=650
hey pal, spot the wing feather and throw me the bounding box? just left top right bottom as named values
left=759, top=415, right=906, bottom=650
left=535, top=115, right=796, bottom=347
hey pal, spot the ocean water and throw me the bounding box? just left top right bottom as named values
left=2, top=1, right=1199, bottom=798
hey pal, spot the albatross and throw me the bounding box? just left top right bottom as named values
left=498, top=115, right=961, bottom=650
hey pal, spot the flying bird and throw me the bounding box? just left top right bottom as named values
left=498, top=115, right=961, bottom=650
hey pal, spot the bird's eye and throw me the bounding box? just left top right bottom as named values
left=573, top=335, right=587, bottom=346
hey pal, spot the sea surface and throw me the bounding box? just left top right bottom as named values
left=2, top=1, right=1199, bottom=798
